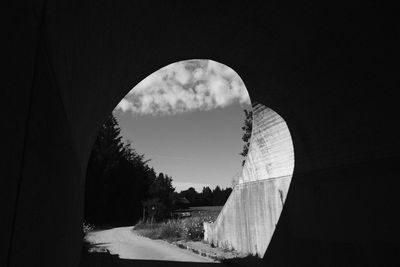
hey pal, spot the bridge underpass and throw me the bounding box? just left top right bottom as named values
left=2, top=1, right=399, bottom=266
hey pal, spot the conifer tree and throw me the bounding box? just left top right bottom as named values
left=85, top=114, right=152, bottom=225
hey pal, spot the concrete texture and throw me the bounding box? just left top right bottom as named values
left=2, top=1, right=399, bottom=266
left=204, top=104, right=294, bottom=256
left=239, top=104, right=294, bottom=184
left=204, top=177, right=292, bottom=257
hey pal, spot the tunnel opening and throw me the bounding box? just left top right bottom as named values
left=82, top=59, right=294, bottom=263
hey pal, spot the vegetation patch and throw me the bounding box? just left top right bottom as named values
left=83, top=221, right=95, bottom=235
left=132, top=206, right=253, bottom=262
left=133, top=212, right=216, bottom=242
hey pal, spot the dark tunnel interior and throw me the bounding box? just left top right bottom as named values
left=2, top=1, right=399, bottom=266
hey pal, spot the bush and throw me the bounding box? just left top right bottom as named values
left=83, top=221, right=95, bottom=234
left=133, top=219, right=184, bottom=240
left=159, top=220, right=185, bottom=240
left=133, top=220, right=162, bottom=239
left=133, top=220, right=155, bottom=230
left=133, top=215, right=216, bottom=241
left=182, top=217, right=204, bottom=241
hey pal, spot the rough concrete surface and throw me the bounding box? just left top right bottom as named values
left=204, top=104, right=294, bottom=256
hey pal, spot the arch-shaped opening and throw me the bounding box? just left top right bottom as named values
left=83, top=59, right=294, bottom=262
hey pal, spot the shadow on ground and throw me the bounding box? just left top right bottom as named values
left=221, top=255, right=265, bottom=267
left=81, top=241, right=265, bottom=267
left=80, top=240, right=218, bottom=267
left=81, top=251, right=220, bottom=267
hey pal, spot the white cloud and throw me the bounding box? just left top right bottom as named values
left=115, top=60, right=251, bottom=116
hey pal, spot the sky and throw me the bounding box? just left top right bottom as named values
left=113, top=60, right=251, bottom=192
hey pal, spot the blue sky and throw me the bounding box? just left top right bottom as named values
left=113, top=60, right=251, bottom=192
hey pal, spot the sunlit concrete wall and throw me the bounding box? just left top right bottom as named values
left=239, top=104, right=294, bottom=184
left=204, top=104, right=294, bottom=256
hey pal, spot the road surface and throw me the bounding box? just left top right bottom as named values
left=85, top=226, right=215, bottom=262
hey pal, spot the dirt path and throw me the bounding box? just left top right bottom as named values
left=85, top=226, right=215, bottom=262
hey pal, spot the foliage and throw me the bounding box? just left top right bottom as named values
left=134, top=219, right=185, bottom=240
left=143, top=173, right=175, bottom=222
left=182, top=216, right=206, bottom=240
left=82, top=221, right=95, bottom=235
left=85, top=113, right=171, bottom=225
left=239, top=109, right=253, bottom=166
left=85, top=112, right=231, bottom=226
left=174, top=186, right=232, bottom=208
left=133, top=213, right=217, bottom=242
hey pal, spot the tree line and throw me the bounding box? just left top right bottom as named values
left=85, top=108, right=252, bottom=226
left=174, top=186, right=232, bottom=207
left=84, top=114, right=175, bottom=225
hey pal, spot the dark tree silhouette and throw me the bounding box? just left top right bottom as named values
left=173, top=185, right=232, bottom=207
left=85, top=114, right=153, bottom=226
left=212, top=186, right=223, bottom=205
left=85, top=113, right=233, bottom=226
left=202, top=186, right=213, bottom=206
left=143, top=173, right=175, bottom=222
left=179, top=187, right=198, bottom=204
left=240, top=109, right=253, bottom=166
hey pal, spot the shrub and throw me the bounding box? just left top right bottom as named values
left=133, top=220, right=157, bottom=230
left=83, top=221, right=95, bottom=234
left=133, top=214, right=217, bottom=241
left=133, top=220, right=163, bottom=239
left=158, top=220, right=185, bottom=240
left=182, top=217, right=204, bottom=240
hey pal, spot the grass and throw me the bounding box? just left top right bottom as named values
left=133, top=206, right=221, bottom=242
left=132, top=206, right=255, bottom=262
left=187, top=206, right=223, bottom=219
left=221, top=254, right=264, bottom=266
left=134, top=219, right=186, bottom=241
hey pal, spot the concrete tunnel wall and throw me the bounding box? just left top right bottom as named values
left=204, top=104, right=294, bottom=256
left=2, top=1, right=400, bottom=266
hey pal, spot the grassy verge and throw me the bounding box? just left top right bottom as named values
left=133, top=214, right=215, bottom=242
